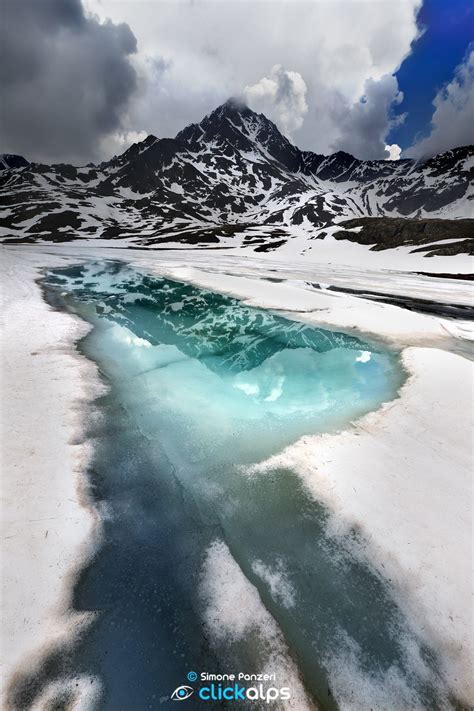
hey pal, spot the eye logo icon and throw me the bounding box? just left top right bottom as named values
left=171, top=685, right=194, bottom=702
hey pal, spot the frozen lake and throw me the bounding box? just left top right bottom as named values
left=11, top=259, right=455, bottom=709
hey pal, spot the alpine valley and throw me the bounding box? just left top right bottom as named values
left=1, top=98, right=473, bottom=258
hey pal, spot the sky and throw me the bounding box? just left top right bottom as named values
left=1, top=0, right=473, bottom=165
left=388, top=0, right=474, bottom=153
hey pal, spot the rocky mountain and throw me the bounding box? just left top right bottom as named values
left=0, top=98, right=473, bottom=255
left=0, top=154, right=29, bottom=171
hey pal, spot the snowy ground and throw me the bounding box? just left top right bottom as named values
left=19, top=226, right=474, bottom=275
left=1, top=244, right=472, bottom=708
left=0, top=249, right=104, bottom=706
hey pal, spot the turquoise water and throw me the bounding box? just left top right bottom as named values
left=9, top=261, right=454, bottom=710
left=46, top=260, right=403, bottom=469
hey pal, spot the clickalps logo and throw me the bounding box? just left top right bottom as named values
left=171, top=684, right=194, bottom=701
left=171, top=671, right=291, bottom=703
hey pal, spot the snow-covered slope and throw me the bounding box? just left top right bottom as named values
left=0, top=98, right=473, bottom=256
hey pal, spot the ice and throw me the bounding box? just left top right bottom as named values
left=43, top=260, right=404, bottom=470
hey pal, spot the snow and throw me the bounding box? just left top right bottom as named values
left=199, top=540, right=313, bottom=710
left=251, top=560, right=296, bottom=609
left=116, top=186, right=152, bottom=199
left=269, top=225, right=473, bottom=274
left=461, top=154, right=474, bottom=171
left=168, top=182, right=184, bottom=195
left=0, top=248, right=104, bottom=702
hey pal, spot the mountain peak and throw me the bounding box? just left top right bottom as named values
left=220, top=96, right=249, bottom=112
left=176, top=98, right=257, bottom=149
left=176, top=98, right=302, bottom=171
left=197, top=97, right=254, bottom=134
left=116, top=133, right=159, bottom=161
left=200, top=96, right=257, bottom=130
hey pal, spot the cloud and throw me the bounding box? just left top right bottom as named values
left=407, top=48, right=474, bottom=158
left=0, top=0, right=138, bottom=164
left=244, top=65, right=308, bottom=138
left=1, top=0, right=422, bottom=162
left=100, top=129, right=148, bottom=159
left=385, top=143, right=402, bottom=161
left=84, top=0, right=421, bottom=158
left=329, top=74, right=405, bottom=160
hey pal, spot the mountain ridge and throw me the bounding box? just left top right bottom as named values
left=1, top=100, right=473, bottom=254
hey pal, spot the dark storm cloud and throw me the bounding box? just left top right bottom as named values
left=330, top=75, right=405, bottom=160
left=0, top=0, right=138, bottom=164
